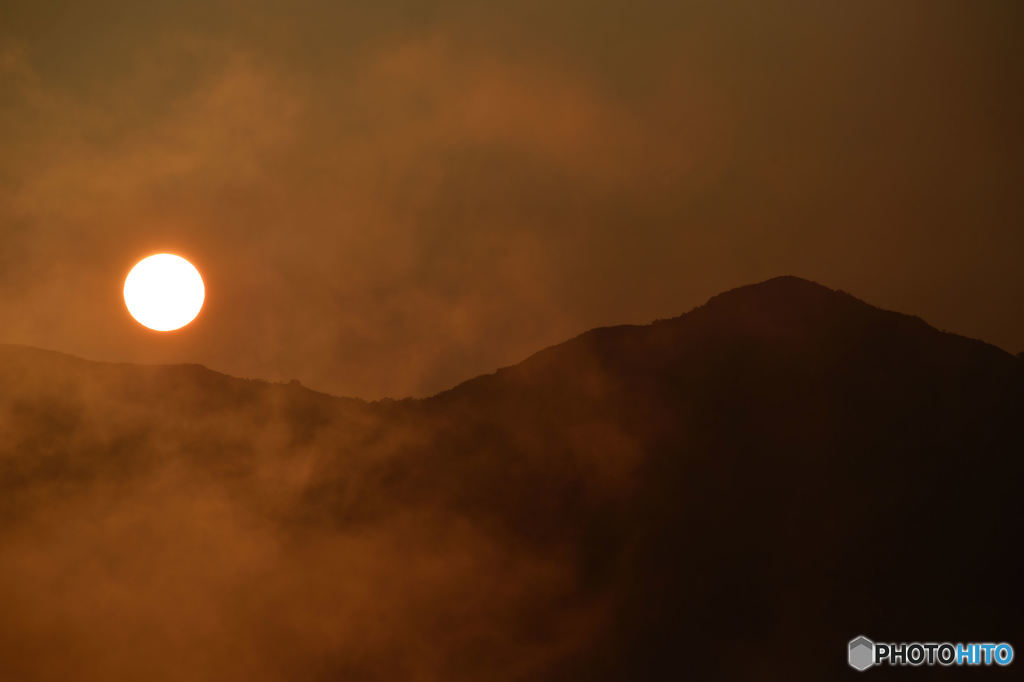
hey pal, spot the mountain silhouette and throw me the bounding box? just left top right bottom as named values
left=0, top=276, right=1020, bottom=681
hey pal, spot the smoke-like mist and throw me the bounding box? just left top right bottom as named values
left=0, top=346, right=615, bottom=681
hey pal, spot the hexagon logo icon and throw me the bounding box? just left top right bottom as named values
left=849, top=636, right=875, bottom=671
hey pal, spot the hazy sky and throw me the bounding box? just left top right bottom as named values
left=2, top=0, right=1022, bottom=398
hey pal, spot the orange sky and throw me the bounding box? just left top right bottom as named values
left=1, top=0, right=1022, bottom=398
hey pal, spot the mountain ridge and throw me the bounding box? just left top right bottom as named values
left=4, top=276, right=1017, bottom=403
left=0, top=276, right=1021, bottom=681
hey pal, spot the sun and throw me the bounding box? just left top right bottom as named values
left=124, top=254, right=205, bottom=331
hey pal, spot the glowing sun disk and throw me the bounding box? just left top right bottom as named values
left=123, top=254, right=205, bottom=331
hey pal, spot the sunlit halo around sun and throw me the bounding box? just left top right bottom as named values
left=124, top=254, right=205, bottom=331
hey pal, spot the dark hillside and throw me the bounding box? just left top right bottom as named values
left=1, top=278, right=1021, bottom=680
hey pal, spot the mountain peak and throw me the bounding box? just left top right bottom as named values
left=697, top=275, right=858, bottom=316
left=713, top=274, right=833, bottom=295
